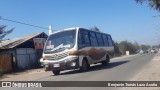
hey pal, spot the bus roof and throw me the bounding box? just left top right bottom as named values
left=50, top=27, right=110, bottom=36
left=78, top=27, right=110, bottom=35
left=50, top=27, right=78, bottom=35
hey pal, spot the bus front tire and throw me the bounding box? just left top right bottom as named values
left=52, top=70, right=60, bottom=75
left=80, top=60, right=89, bottom=72
left=43, top=65, right=49, bottom=71
left=102, top=56, right=110, bottom=66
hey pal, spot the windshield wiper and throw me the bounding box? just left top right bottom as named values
left=51, top=44, right=63, bottom=52
left=51, top=44, right=71, bottom=51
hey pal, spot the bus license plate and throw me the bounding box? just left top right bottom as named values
left=54, top=64, right=60, bottom=68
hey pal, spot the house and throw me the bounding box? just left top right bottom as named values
left=0, top=32, right=48, bottom=70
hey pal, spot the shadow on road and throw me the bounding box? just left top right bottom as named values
left=53, top=60, right=129, bottom=76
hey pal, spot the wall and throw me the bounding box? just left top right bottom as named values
left=16, top=48, right=36, bottom=69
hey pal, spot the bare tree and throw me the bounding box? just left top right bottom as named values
left=0, top=25, right=14, bottom=41
left=135, top=0, right=160, bottom=11
left=90, top=26, right=100, bottom=31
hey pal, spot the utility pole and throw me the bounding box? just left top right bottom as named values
left=48, top=25, right=52, bottom=35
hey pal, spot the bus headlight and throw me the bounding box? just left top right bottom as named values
left=70, top=62, right=76, bottom=67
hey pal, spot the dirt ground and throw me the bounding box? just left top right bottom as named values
left=0, top=68, right=49, bottom=81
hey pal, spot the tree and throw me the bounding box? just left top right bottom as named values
left=0, top=25, right=14, bottom=42
left=133, top=41, right=140, bottom=50
left=152, top=45, right=159, bottom=48
left=135, top=0, right=160, bottom=12
left=113, top=41, right=122, bottom=56
left=119, top=40, right=138, bottom=54
left=90, top=26, right=100, bottom=31
left=140, top=44, right=151, bottom=50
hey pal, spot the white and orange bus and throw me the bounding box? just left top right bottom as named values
left=42, top=27, right=114, bottom=75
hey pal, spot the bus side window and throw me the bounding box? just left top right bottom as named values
left=78, top=32, right=82, bottom=44
left=90, top=32, right=98, bottom=46
left=102, top=34, right=109, bottom=46
left=78, top=31, right=85, bottom=49
left=96, top=33, right=104, bottom=46
left=82, top=30, right=90, bottom=46
left=78, top=30, right=90, bottom=49
left=107, top=35, right=113, bottom=46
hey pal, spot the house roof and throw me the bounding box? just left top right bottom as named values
left=0, top=32, right=48, bottom=49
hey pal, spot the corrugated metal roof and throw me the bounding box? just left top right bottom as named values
left=0, top=32, right=47, bottom=49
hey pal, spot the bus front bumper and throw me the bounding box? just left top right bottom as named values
left=43, top=56, right=79, bottom=71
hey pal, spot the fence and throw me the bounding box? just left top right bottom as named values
left=0, top=54, right=13, bottom=73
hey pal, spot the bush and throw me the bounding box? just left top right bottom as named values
left=0, top=69, right=4, bottom=76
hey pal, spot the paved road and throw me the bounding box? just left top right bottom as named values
left=35, top=53, right=155, bottom=81
left=1, top=53, right=156, bottom=90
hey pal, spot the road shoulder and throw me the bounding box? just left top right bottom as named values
left=123, top=52, right=160, bottom=90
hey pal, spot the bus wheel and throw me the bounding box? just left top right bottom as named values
left=52, top=70, right=60, bottom=75
left=43, top=65, right=49, bottom=71
left=102, top=56, right=110, bottom=66
left=80, top=60, right=89, bottom=72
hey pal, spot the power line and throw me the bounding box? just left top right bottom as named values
left=0, top=16, right=55, bottom=31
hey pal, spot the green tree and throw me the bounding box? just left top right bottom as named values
left=135, top=0, right=160, bottom=11
left=133, top=41, right=140, bottom=50
left=113, top=41, right=122, bottom=56
left=140, top=44, right=151, bottom=50
left=119, top=40, right=138, bottom=54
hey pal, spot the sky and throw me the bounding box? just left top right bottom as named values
left=0, top=0, right=160, bottom=45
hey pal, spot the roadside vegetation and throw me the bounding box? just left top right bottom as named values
left=0, top=69, right=4, bottom=76
left=114, top=41, right=152, bottom=55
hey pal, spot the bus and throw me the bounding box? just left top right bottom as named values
left=41, top=27, right=114, bottom=75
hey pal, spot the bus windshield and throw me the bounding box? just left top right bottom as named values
left=44, top=30, right=76, bottom=54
